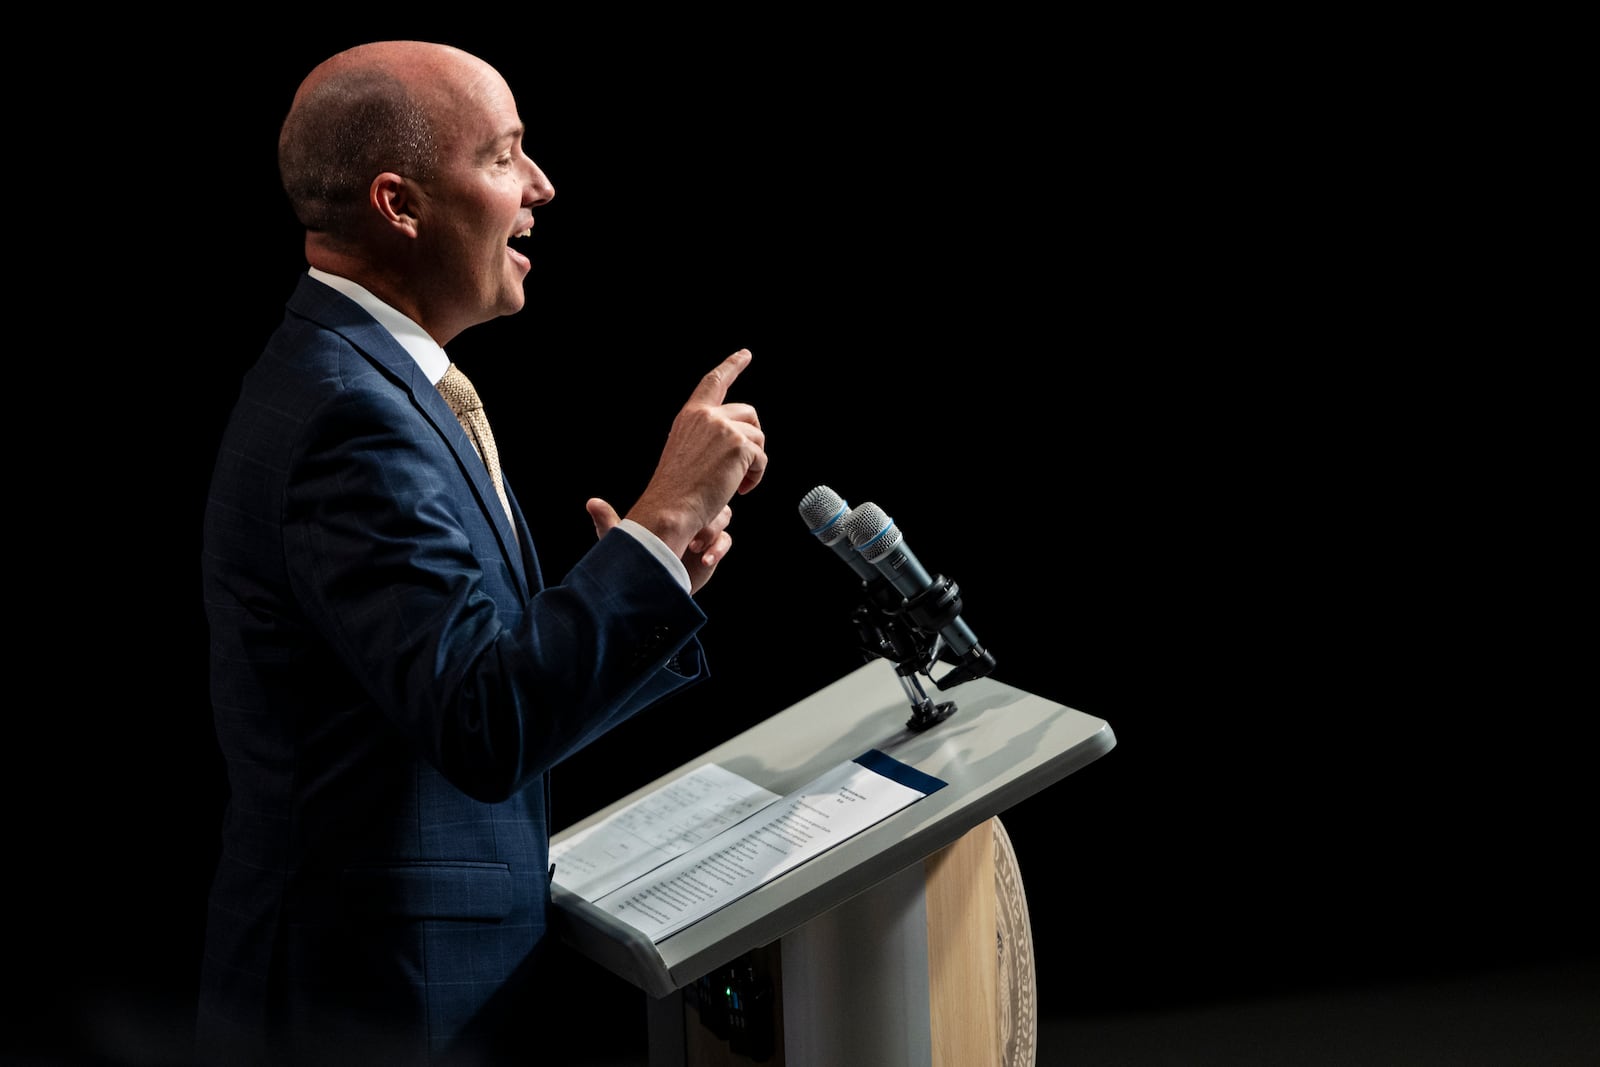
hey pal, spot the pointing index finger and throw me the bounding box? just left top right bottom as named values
left=691, top=348, right=752, bottom=405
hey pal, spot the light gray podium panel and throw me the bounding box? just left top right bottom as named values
left=550, top=659, right=1115, bottom=999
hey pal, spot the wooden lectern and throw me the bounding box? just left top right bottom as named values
left=550, top=660, right=1115, bottom=1067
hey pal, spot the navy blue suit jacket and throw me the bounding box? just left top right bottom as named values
left=197, top=274, right=706, bottom=1064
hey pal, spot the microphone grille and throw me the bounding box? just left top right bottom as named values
left=841, top=502, right=900, bottom=563
left=799, top=485, right=851, bottom=545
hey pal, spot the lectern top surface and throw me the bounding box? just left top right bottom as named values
left=551, top=660, right=1115, bottom=998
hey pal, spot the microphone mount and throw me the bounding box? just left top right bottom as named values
left=849, top=572, right=997, bottom=732
left=798, top=485, right=996, bottom=732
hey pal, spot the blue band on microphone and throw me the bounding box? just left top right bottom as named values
left=853, top=522, right=893, bottom=554
left=807, top=505, right=846, bottom=538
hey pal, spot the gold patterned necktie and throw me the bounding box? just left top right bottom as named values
left=437, top=363, right=516, bottom=533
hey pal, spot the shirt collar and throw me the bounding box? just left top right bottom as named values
left=308, top=266, right=450, bottom=385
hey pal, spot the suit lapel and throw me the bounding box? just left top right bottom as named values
left=287, top=274, right=533, bottom=598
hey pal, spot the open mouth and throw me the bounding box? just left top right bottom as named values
left=507, top=225, right=534, bottom=268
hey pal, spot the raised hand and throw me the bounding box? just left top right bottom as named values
left=588, top=349, right=766, bottom=593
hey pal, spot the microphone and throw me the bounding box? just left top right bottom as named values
left=798, top=485, right=884, bottom=587
left=841, top=502, right=996, bottom=683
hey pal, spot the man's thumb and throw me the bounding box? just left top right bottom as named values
left=586, top=498, right=621, bottom=540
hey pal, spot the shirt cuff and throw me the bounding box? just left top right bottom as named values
left=618, top=518, right=691, bottom=593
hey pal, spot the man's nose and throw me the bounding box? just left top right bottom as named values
left=526, top=162, right=554, bottom=206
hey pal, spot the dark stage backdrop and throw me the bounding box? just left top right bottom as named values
left=34, top=19, right=1590, bottom=1066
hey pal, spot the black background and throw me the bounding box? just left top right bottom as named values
left=24, top=17, right=1592, bottom=1065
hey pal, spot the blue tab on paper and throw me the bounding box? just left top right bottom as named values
left=853, top=749, right=948, bottom=796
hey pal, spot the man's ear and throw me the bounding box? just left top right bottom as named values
left=371, top=172, right=420, bottom=237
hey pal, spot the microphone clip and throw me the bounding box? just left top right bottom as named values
left=851, top=574, right=997, bottom=732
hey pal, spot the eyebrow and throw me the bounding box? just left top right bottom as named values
left=476, top=125, right=525, bottom=163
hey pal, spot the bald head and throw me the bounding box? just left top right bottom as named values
left=277, top=41, right=553, bottom=344
left=278, top=41, right=493, bottom=238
